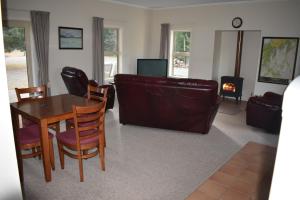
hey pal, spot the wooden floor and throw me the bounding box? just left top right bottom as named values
left=186, top=142, right=277, bottom=200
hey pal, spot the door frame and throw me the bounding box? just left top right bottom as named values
left=4, top=20, right=33, bottom=87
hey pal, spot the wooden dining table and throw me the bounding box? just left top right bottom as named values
left=10, top=94, right=99, bottom=182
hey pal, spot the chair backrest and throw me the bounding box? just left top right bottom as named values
left=15, top=85, right=47, bottom=103
left=72, top=99, right=107, bottom=148
left=87, top=84, right=108, bottom=102
left=61, top=66, right=89, bottom=97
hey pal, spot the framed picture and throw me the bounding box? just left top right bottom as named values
left=258, top=37, right=299, bottom=85
left=59, top=27, right=83, bottom=49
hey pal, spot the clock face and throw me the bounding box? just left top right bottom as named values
left=232, top=17, right=243, bottom=28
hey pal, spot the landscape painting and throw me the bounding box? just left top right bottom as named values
left=258, top=37, right=299, bottom=85
left=59, top=27, right=83, bottom=49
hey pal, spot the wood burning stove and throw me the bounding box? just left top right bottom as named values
left=219, top=30, right=244, bottom=103
left=220, top=76, right=244, bottom=102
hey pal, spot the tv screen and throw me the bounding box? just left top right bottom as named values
left=137, top=59, right=168, bottom=77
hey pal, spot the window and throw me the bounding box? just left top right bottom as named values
left=169, top=31, right=191, bottom=78
left=104, top=28, right=120, bottom=83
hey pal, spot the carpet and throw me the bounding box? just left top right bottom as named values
left=218, top=100, right=244, bottom=115
left=22, top=102, right=278, bottom=200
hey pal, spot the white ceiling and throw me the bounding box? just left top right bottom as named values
left=101, top=0, right=282, bottom=9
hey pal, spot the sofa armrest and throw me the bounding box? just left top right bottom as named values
left=263, top=92, right=283, bottom=106
left=248, top=96, right=281, bottom=111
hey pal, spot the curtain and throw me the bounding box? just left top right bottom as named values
left=30, top=11, right=50, bottom=93
left=92, top=17, right=104, bottom=84
left=159, top=23, right=170, bottom=59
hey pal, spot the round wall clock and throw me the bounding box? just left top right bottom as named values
left=232, top=17, right=243, bottom=28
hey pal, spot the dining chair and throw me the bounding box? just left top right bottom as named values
left=56, top=100, right=107, bottom=182
left=66, top=84, right=108, bottom=132
left=15, top=85, right=60, bottom=132
left=88, top=85, right=108, bottom=147
left=19, top=124, right=55, bottom=170
left=64, top=84, right=109, bottom=157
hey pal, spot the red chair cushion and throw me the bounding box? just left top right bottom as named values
left=22, top=118, right=36, bottom=127
left=56, top=129, right=99, bottom=146
left=19, top=124, right=53, bottom=145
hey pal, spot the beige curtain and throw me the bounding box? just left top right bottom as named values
left=92, top=17, right=104, bottom=84
left=159, top=23, right=170, bottom=59
left=31, top=10, right=50, bottom=93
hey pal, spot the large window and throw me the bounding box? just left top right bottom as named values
left=169, top=31, right=191, bottom=78
left=104, top=28, right=120, bottom=83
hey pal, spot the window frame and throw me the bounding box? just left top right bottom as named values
left=103, top=27, right=120, bottom=82
left=169, top=30, right=191, bottom=78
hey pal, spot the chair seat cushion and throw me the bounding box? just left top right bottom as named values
left=56, top=129, right=99, bottom=146
left=22, top=117, right=36, bottom=127
left=19, top=124, right=53, bottom=145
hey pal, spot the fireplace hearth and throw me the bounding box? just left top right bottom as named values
left=220, top=76, right=244, bottom=102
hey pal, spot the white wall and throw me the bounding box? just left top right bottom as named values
left=0, top=8, right=23, bottom=200
left=269, top=75, right=300, bottom=199
left=148, top=1, right=300, bottom=95
left=7, top=0, right=149, bottom=95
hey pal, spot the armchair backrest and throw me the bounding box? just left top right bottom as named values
left=61, top=67, right=89, bottom=97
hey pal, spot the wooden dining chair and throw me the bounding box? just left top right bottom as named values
left=87, top=84, right=108, bottom=102
left=66, top=85, right=108, bottom=147
left=56, top=100, right=107, bottom=182
left=18, top=124, right=55, bottom=170
left=15, top=85, right=60, bottom=132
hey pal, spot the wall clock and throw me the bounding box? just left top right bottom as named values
left=232, top=17, right=243, bottom=28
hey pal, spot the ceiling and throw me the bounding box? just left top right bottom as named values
left=101, top=0, right=280, bottom=9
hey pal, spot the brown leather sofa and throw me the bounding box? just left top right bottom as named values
left=114, top=74, right=221, bottom=134
left=246, top=92, right=283, bottom=133
left=61, top=66, right=115, bottom=109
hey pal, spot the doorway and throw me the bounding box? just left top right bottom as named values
left=212, top=30, right=261, bottom=101
left=3, top=20, right=33, bottom=102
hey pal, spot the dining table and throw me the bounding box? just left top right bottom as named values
left=10, top=94, right=99, bottom=182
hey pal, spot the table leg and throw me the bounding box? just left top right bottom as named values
left=40, top=119, right=52, bottom=182
left=10, top=108, right=23, bottom=184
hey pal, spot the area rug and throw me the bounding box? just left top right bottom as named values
left=23, top=123, right=241, bottom=200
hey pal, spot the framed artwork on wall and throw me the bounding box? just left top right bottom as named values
left=58, top=27, right=83, bottom=49
left=258, top=37, right=299, bottom=85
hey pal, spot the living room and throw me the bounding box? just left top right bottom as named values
left=1, top=0, right=300, bottom=199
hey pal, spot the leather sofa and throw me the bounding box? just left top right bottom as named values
left=246, top=92, right=283, bottom=133
left=61, top=66, right=115, bottom=109
left=114, top=74, right=221, bottom=134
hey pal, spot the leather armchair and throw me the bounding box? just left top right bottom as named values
left=61, top=66, right=115, bottom=109
left=246, top=92, right=283, bottom=133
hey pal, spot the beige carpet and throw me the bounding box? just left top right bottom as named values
left=218, top=99, right=245, bottom=115
left=22, top=101, right=278, bottom=200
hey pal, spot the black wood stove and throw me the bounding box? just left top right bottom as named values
left=220, top=76, right=244, bottom=102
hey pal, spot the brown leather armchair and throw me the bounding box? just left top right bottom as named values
left=246, top=92, right=283, bottom=133
left=61, top=66, right=115, bottom=109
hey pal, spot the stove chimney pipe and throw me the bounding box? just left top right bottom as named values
left=234, top=30, right=244, bottom=78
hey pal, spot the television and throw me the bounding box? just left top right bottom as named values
left=137, top=59, right=168, bottom=77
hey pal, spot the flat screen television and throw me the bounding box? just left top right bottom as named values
left=137, top=59, right=168, bottom=77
